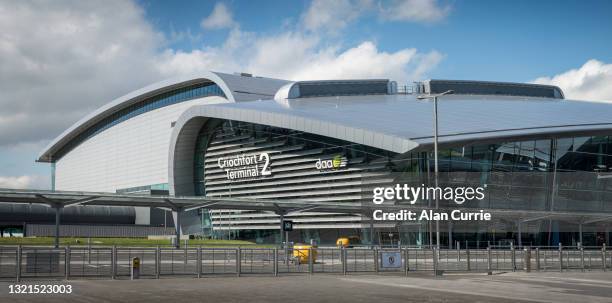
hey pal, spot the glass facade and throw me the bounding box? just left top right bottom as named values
left=192, top=119, right=612, bottom=246
left=54, top=83, right=225, bottom=160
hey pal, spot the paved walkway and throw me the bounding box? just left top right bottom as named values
left=2, top=271, right=612, bottom=302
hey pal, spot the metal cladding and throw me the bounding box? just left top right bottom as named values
left=422, top=79, right=565, bottom=99
left=29, top=70, right=612, bottom=238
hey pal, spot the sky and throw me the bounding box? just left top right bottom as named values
left=1, top=0, right=612, bottom=189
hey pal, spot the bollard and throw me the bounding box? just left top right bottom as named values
left=65, top=246, right=71, bottom=280
left=558, top=243, right=563, bottom=272
left=236, top=248, right=241, bottom=277
left=580, top=247, right=585, bottom=272
left=273, top=248, right=278, bottom=276
left=523, top=247, right=531, bottom=272
left=155, top=246, right=160, bottom=279
left=308, top=247, right=314, bottom=275
left=131, top=257, right=140, bottom=280
left=487, top=247, right=492, bottom=275
left=111, top=245, right=117, bottom=280
left=196, top=247, right=202, bottom=278
left=16, top=245, right=22, bottom=282
left=511, top=243, right=516, bottom=272
left=535, top=248, right=540, bottom=271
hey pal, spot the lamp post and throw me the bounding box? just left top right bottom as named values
left=417, top=90, right=454, bottom=249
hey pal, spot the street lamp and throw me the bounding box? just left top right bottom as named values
left=416, top=90, right=454, bottom=249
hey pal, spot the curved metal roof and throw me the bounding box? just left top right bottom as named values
left=38, top=71, right=288, bottom=162
left=171, top=93, right=612, bottom=154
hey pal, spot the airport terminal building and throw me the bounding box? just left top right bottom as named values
left=16, top=71, right=612, bottom=246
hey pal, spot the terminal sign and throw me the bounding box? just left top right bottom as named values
left=218, top=152, right=271, bottom=180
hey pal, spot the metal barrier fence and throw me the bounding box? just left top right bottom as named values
left=1, top=245, right=609, bottom=281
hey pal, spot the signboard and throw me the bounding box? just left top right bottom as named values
left=315, top=155, right=348, bottom=171
left=381, top=251, right=402, bottom=269
left=217, top=152, right=271, bottom=180
left=282, top=220, right=293, bottom=231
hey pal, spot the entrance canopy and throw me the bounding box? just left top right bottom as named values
left=1, top=188, right=611, bottom=248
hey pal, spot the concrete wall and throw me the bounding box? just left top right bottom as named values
left=55, top=96, right=227, bottom=193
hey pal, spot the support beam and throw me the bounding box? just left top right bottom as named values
left=183, top=201, right=220, bottom=212
left=63, top=196, right=100, bottom=207
left=286, top=205, right=320, bottom=215
left=521, top=214, right=554, bottom=224
left=583, top=216, right=612, bottom=225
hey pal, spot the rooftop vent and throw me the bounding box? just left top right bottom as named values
left=275, top=79, right=391, bottom=99
left=420, top=79, right=564, bottom=99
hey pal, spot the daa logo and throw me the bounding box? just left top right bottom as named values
left=315, top=155, right=348, bottom=170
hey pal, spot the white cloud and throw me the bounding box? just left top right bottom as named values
left=302, top=0, right=373, bottom=32
left=249, top=37, right=440, bottom=82
left=0, top=0, right=444, bottom=148
left=201, top=3, right=235, bottom=29
left=533, top=59, right=612, bottom=102
left=301, top=0, right=450, bottom=32
left=0, top=175, right=49, bottom=190
left=0, top=0, right=447, bottom=188
left=0, top=0, right=162, bottom=145
left=380, top=0, right=451, bottom=23
left=157, top=29, right=441, bottom=83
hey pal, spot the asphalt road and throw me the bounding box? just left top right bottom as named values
left=1, top=271, right=612, bottom=303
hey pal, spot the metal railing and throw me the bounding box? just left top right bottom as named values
left=1, top=244, right=609, bottom=281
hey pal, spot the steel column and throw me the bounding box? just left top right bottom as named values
left=535, top=248, right=540, bottom=271
left=54, top=207, right=61, bottom=248
left=111, top=245, right=117, bottom=279
left=580, top=247, right=585, bottom=272
left=369, top=216, right=374, bottom=247
left=433, top=95, right=440, bottom=249
left=404, top=248, right=409, bottom=275
left=487, top=247, right=492, bottom=275
left=155, top=246, right=160, bottom=279
left=273, top=248, right=278, bottom=276
left=308, top=247, right=314, bottom=275
left=174, top=210, right=181, bottom=248
left=559, top=243, right=563, bottom=272
left=579, top=222, right=583, bottom=246
left=342, top=248, right=347, bottom=275
left=602, top=244, right=607, bottom=272
left=448, top=221, right=453, bottom=249
left=517, top=221, right=522, bottom=248
left=236, top=248, right=241, bottom=277
left=65, top=246, right=70, bottom=280
left=374, top=249, right=379, bottom=273
left=15, top=245, right=21, bottom=282
left=196, top=247, right=202, bottom=278
left=279, top=213, right=284, bottom=247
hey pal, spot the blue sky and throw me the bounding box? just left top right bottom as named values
left=140, top=0, right=612, bottom=81
left=1, top=0, right=612, bottom=189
